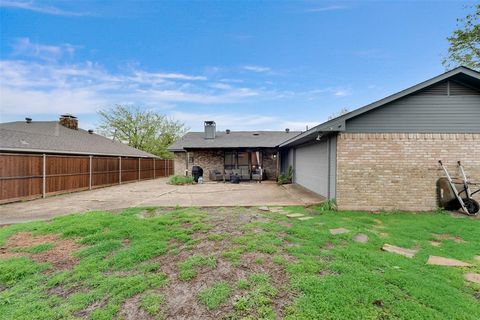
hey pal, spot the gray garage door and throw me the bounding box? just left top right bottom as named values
left=294, top=140, right=329, bottom=197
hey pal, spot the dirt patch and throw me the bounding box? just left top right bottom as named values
left=142, top=207, right=296, bottom=320
left=0, top=232, right=84, bottom=270
left=474, top=291, right=480, bottom=302
left=74, top=298, right=108, bottom=318
left=319, top=269, right=339, bottom=276
left=118, top=294, right=155, bottom=320
left=47, top=283, right=85, bottom=299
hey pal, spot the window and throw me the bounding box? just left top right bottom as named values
left=224, top=152, right=235, bottom=170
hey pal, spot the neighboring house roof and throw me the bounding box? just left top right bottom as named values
left=0, top=121, right=157, bottom=158
left=280, top=66, right=480, bottom=147
left=168, top=131, right=300, bottom=151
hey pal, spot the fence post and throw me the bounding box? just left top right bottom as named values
left=119, top=157, right=122, bottom=184
left=138, top=158, right=141, bottom=181
left=89, top=155, right=93, bottom=190
left=153, top=158, right=156, bottom=179
left=42, top=154, right=46, bottom=198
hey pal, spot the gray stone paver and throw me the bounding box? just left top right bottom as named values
left=382, top=244, right=418, bottom=258
left=286, top=213, right=305, bottom=218
left=352, top=234, right=369, bottom=243
left=298, top=216, right=313, bottom=221
left=426, top=256, right=472, bottom=267
left=464, top=273, right=480, bottom=284
left=330, top=228, right=350, bottom=235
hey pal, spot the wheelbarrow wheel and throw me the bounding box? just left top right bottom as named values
left=463, top=198, right=480, bottom=215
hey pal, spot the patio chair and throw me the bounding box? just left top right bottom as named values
left=239, top=167, right=250, bottom=180
left=252, top=167, right=265, bottom=181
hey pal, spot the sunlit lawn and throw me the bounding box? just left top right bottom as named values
left=0, top=206, right=479, bottom=319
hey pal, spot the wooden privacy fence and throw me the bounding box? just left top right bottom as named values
left=0, top=153, right=174, bottom=204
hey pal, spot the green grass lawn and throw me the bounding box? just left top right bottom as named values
left=0, top=206, right=479, bottom=319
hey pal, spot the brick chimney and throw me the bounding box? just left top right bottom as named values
left=204, top=121, right=216, bottom=139
left=59, top=114, right=78, bottom=130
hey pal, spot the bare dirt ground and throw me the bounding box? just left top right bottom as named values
left=119, top=207, right=296, bottom=320
left=0, top=232, right=84, bottom=269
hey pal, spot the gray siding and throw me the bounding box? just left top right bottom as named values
left=346, top=82, right=480, bottom=133
left=292, top=135, right=336, bottom=199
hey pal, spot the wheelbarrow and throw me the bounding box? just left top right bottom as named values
left=438, top=160, right=480, bottom=215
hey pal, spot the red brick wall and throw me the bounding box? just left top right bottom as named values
left=336, top=133, right=480, bottom=211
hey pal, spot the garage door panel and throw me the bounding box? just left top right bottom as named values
left=295, top=141, right=329, bottom=197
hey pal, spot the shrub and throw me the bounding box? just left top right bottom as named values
left=277, top=166, right=294, bottom=185
left=169, top=175, right=194, bottom=185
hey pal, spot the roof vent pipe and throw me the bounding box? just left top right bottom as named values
left=226, top=129, right=231, bottom=134
left=285, top=128, right=290, bottom=133
left=88, top=129, right=94, bottom=134
left=25, top=117, right=32, bottom=123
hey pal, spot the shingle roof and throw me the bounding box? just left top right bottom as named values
left=0, top=121, right=157, bottom=158
left=168, top=130, right=301, bottom=151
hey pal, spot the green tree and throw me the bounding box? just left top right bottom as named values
left=443, top=4, right=480, bottom=70
left=97, top=105, right=188, bottom=159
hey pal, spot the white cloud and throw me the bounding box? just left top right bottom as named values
left=0, top=58, right=261, bottom=116
left=0, top=0, right=91, bottom=16
left=11, top=38, right=80, bottom=61
left=169, top=111, right=319, bottom=132
left=243, top=65, right=271, bottom=73
left=302, top=5, right=346, bottom=13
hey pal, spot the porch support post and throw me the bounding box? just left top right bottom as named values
left=276, top=150, right=280, bottom=179
left=89, top=155, right=93, bottom=190
left=138, top=158, right=141, bottom=181
left=119, top=157, right=122, bottom=184
left=153, top=158, right=156, bottom=179
left=42, top=154, right=46, bottom=198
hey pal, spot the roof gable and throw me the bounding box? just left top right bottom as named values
left=280, top=66, right=480, bottom=147
left=0, top=121, right=157, bottom=157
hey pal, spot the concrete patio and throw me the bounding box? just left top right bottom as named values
left=0, top=178, right=324, bottom=225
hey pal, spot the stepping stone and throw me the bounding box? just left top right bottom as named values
left=426, top=256, right=472, bottom=267
left=382, top=244, right=418, bottom=258
left=430, top=241, right=441, bottom=247
left=330, top=228, right=350, bottom=235
left=258, top=206, right=270, bottom=211
left=464, top=273, right=480, bottom=284
left=298, top=216, right=313, bottom=221
left=286, top=213, right=305, bottom=218
left=352, top=233, right=369, bottom=243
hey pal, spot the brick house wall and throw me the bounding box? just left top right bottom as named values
left=173, top=149, right=279, bottom=181
left=174, top=150, right=224, bottom=181
left=173, top=152, right=186, bottom=176
left=336, top=133, right=480, bottom=211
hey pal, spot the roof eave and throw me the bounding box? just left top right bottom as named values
left=0, top=147, right=159, bottom=158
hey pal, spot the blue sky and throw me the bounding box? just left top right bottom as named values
left=0, top=0, right=475, bottom=131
